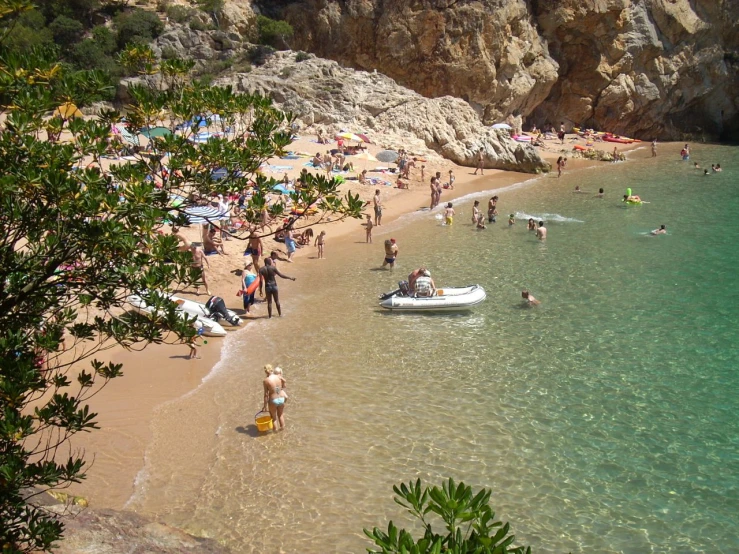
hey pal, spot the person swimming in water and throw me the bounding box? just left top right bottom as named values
left=651, top=224, right=667, bottom=235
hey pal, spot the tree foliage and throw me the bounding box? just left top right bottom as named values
left=256, top=14, right=293, bottom=50
left=48, top=15, right=84, bottom=48
left=113, top=8, right=164, bottom=49
left=365, top=479, right=532, bottom=554
left=0, top=5, right=362, bottom=550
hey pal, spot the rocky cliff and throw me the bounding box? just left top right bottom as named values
left=217, top=51, right=550, bottom=173
left=280, top=0, right=739, bottom=140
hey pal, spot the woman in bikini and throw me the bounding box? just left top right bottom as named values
left=263, top=364, right=287, bottom=430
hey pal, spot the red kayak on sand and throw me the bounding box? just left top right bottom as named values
left=603, top=134, right=635, bottom=144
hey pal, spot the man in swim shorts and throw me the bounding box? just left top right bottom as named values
left=373, top=189, right=382, bottom=226
left=381, top=238, right=398, bottom=269
left=258, top=257, right=296, bottom=318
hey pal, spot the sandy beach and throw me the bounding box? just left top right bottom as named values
left=68, top=132, right=651, bottom=509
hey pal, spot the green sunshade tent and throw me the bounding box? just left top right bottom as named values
left=140, top=126, right=172, bottom=138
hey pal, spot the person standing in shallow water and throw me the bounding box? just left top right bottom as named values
left=373, top=189, right=382, bottom=226
left=263, top=364, right=287, bottom=431
left=258, top=257, right=296, bottom=318
left=651, top=139, right=657, bottom=157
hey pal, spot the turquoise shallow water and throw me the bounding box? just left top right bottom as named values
left=133, top=145, right=739, bottom=553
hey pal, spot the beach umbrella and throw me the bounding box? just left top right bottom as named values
left=336, top=132, right=363, bottom=142
left=358, top=133, right=371, bottom=143
left=272, top=184, right=291, bottom=194
left=352, top=151, right=378, bottom=162
left=54, top=102, right=83, bottom=119
left=182, top=205, right=230, bottom=225
left=140, top=126, right=172, bottom=138
left=376, top=150, right=399, bottom=163
left=491, top=123, right=513, bottom=130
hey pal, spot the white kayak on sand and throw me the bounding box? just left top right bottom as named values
left=379, top=285, right=486, bottom=311
left=126, top=294, right=227, bottom=337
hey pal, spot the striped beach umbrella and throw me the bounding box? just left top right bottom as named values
left=182, top=205, right=230, bottom=225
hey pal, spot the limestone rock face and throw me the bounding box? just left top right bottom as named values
left=282, top=0, right=739, bottom=140
left=219, top=52, right=550, bottom=173
left=284, top=0, right=560, bottom=125
left=530, top=0, right=739, bottom=139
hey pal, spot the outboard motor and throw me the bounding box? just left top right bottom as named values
left=205, top=296, right=240, bottom=326
left=398, top=280, right=410, bottom=296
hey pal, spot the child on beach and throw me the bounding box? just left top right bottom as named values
left=365, top=214, right=374, bottom=243
left=315, top=230, right=326, bottom=259
left=508, top=214, right=515, bottom=226
left=187, top=328, right=205, bottom=359
left=443, top=202, right=455, bottom=225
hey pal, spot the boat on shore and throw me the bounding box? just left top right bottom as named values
left=379, top=285, right=486, bottom=311
left=126, top=294, right=230, bottom=337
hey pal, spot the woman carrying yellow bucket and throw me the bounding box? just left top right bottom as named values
left=262, top=364, right=288, bottom=431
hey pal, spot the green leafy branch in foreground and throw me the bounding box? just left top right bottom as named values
left=0, top=4, right=362, bottom=549
left=365, top=479, right=531, bottom=554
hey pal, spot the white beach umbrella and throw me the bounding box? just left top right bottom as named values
left=491, top=123, right=513, bottom=130
left=182, top=205, right=230, bottom=225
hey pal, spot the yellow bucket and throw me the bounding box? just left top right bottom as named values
left=255, top=411, right=273, bottom=432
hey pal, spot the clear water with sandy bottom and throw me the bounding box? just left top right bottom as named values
left=128, top=144, right=739, bottom=553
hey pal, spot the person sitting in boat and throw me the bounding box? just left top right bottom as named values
left=414, top=270, right=436, bottom=298
left=407, top=267, right=427, bottom=294
left=623, top=194, right=642, bottom=203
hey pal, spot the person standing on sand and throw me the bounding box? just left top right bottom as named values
left=473, top=148, right=484, bottom=175
left=429, top=177, right=438, bottom=209
left=263, top=364, right=287, bottom=431
left=241, top=262, right=258, bottom=314
left=189, top=243, right=210, bottom=295
left=612, top=147, right=618, bottom=162
left=284, top=225, right=296, bottom=263
left=365, top=214, right=374, bottom=243
left=435, top=172, right=443, bottom=205
left=536, top=221, right=547, bottom=240
left=651, top=139, right=657, bottom=157
left=314, top=230, right=326, bottom=259
left=245, top=231, right=263, bottom=274
left=447, top=169, right=455, bottom=189
left=373, top=189, right=383, bottom=226
left=381, top=238, right=398, bottom=269
left=258, top=257, right=296, bottom=318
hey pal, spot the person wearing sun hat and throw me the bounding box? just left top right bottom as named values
left=381, top=238, right=398, bottom=269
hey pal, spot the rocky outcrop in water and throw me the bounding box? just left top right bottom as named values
left=46, top=504, right=231, bottom=554
left=218, top=52, right=550, bottom=173
left=280, top=0, right=739, bottom=140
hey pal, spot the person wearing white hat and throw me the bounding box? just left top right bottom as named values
left=414, top=269, right=436, bottom=298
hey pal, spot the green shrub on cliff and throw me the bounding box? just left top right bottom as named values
left=256, top=14, right=293, bottom=49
